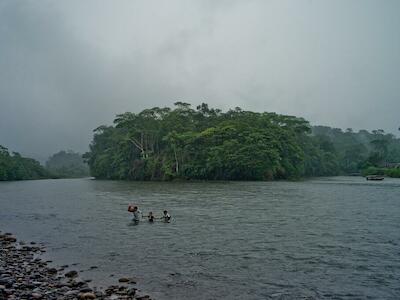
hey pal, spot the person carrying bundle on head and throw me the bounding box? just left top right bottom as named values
left=128, top=205, right=142, bottom=223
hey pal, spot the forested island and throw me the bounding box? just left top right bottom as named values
left=84, top=103, right=400, bottom=181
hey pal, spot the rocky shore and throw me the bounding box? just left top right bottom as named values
left=0, top=231, right=151, bottom=300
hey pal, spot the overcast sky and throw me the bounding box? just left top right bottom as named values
left=1, top=0, right=399, bottom=161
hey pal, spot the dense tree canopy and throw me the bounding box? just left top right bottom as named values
left=0, top=145, right=50, bottom=180
left=46, top=150, right=89, bottom=178
left=3, top=104, right=398, bottom=182
left=84, top=103, right=343, bottom=180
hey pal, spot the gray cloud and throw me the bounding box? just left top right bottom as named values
left=1, top=0, right=399, bottom=161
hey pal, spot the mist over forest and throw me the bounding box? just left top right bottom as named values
left=1, top=1, right=400, bottom=161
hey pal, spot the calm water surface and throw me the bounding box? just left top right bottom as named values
left=0, top=177, right=399, bottom=299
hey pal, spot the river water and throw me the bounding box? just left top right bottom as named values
left=0, top=177, right=399, bottom=299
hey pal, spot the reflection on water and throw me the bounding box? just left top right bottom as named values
left=1, top=177, right=400, bottom=299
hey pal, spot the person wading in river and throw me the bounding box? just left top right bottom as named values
left=128, top=205, right=142, bottom=224
left=143, top=211, right=155, bottom=223
left=161, top=210, right=171, bottom=223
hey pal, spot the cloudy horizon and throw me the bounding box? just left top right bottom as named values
left=1, top=0, right=399, bottom=161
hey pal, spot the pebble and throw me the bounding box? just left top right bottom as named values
left=31, top=292, right=43, bottom=299
left=79, top=292, right=96, bottom=299
left=65, top=290, right=79, bottom=296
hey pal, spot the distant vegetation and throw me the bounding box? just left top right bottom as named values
left=46, top=150, right=89, bottom=178
left=84, top=103, right=400, bottom=181
left=361, top=167, right=400, bottom=178
left=0, top=145, right=50, bottom=180
left=3, top=103, right=399, bottom=182
left=312, top=126, right=400, bottom=177
left=0, top=147, right=89, bottom=181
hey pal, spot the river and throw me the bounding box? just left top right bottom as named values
left=0, top=177, right=399, bottom=299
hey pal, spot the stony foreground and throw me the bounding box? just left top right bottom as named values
left=0, top=231, right=151, bottom=300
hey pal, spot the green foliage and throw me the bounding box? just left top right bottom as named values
left=84, top=104, right=400, bottom=181
left=361, top=167, right=386, bottom=176
left=312, top=126, right=400, bottom=175
left=85, top=103, right=341, bottom=181
left=362, top=166, right=400, bottom=178
left=385, top=168, right=400, bottom=178
left=46, top=150, right=89, bottom=178
left=0, top=146, right=50, bottom=181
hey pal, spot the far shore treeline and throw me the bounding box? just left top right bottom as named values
left=46, top=150, right=89, bottom=178
left=0, top=145, right=50, bottom=180
left=1, top=103, right=399, bottom=181
left=0, top=148, right=88, bottom=181
left=83, top=102, right=400, bottom=181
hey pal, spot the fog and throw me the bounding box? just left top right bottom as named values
left=1, top=0, right=399, bottom=161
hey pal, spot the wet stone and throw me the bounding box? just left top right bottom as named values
left=79, top=292, right=96, bottom=299
left=80, top=287, right=93, bottom=293
left=47, top=268, right=58, bottom=274
left=31, top=292, right=43, bottom=299
left=65, top=270, right=78, bottom=278
left=65, top=289, right=79, bottom=296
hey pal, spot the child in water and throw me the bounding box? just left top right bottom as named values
left=162, top=210, right=171, bottom=223
left=144, top=211, right=155, bottom=223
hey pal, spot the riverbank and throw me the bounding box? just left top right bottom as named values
left=0, top=231, right=151, bottom=300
